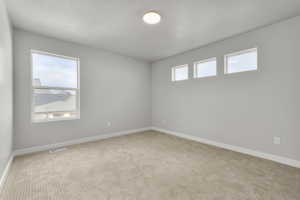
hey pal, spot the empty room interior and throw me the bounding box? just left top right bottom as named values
left=1, top=0, right=300, bottom=199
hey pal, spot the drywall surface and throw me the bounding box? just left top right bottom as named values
left=13, top=29, right=151, bottom=149
left=0, top=0, right=13, bottom=178
left=152, top=16, right=300, bottom=161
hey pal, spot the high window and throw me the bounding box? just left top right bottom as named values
left=224, top=48, right=258, bottom=74
left=172, top=64, right=188, bottom=82
left=31, top=50, right=80, bottom=122
left=194, top=58, right=217, bottom=78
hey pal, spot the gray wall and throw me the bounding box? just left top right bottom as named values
left=152, top=16, right=300, bottom=161
left=0, top=0, right=13, bottom=177
left=13, top=29, right=152, bottom=150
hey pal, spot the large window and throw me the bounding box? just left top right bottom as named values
left=224, top=48, right=257, bottom=74
left=172, top=64, right=188, bottom=82
left=194, top=58, right=217, bottom=78
left=31, top=50, right=80, bottom=122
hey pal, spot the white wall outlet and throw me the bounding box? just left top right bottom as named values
left=273, top=136, right=281, bottom=145
left=107, top=122, right=111, bottom=127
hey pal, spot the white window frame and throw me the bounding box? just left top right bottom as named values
left=193, top=57, right=217, bottom=79
left=30, top=50, right=80, bottom=123
left=171, top=64, right=189, bottom=82
left=224, top=47, right=258, bottom=74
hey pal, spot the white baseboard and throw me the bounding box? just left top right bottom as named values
left=0, top=155, right=14, bottom=194
left=12, top=126, right=300, bottom=168
left=14, top=127, right=152, bottom=156
left=152, top=127, right=300, bottom=168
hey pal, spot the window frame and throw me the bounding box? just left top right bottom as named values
left=30, top=49, right=80, bottom=123
left=193, top=57, right=217, bottom=79
left=224, top=47, right=258, bottom=74
left=171, top=64, right=189, bottom=82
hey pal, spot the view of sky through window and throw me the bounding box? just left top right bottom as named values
left=226, top=49, right=257, bottom=74
left=172, top=65, right=188, bottom=81
left=194, top=59, right=217, bottom=78
left=32, top=53, right=77, bottom=88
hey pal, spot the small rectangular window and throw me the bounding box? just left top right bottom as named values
left=172, top=64, right=188, bottom=82
left=224, top=48, right=257, bottom=74
left=194, top=58, right=217, bottom=78
left=31, top=50, right=80, bottom=122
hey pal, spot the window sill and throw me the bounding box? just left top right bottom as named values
left=32, top=116, right=80, bottom=123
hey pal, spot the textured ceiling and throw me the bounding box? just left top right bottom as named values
left=5, top=0, right=300, bottom=62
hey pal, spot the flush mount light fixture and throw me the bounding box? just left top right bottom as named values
left=143, top=11, right=161, bottom=25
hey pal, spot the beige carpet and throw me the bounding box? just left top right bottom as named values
left=1, top=131, right=299, bottom=200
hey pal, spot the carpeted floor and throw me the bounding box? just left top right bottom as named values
left=1, top=131, right=300, bottom=200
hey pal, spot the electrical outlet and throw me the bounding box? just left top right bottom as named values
left=107, top=122, right=111, bottom=127
left=273, top=137, right=281, bottom=145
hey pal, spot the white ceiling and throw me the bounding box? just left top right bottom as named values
left=5, top=0, right=300, bottom=62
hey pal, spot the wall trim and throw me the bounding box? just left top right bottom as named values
left=12, top=126, right=300, bottom=167
left=0, top=155, right=14, bottom=194
left=14, top=127, right=152, bottom=156
left=152, top=127, right=300, bottom=168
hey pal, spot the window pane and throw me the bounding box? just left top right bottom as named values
left=32, top=52, right=78, bottom=88
left=195, top=59, right=217, bottom=78
left=173, top=65, right=188, bottom=81
left=33, top=89, right=77, bottom=113
left=226, top=49, right=257, bottom=74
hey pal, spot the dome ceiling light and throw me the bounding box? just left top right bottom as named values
left=143, top=11, right=161, bottom=25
